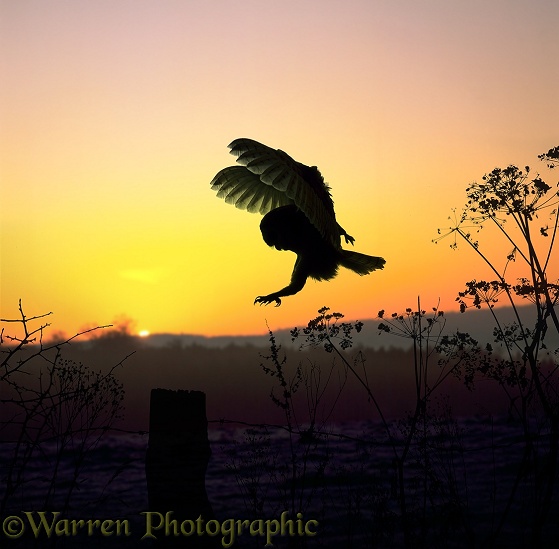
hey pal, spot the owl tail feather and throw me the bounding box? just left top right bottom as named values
left=339, top=250, right=385, bottom=276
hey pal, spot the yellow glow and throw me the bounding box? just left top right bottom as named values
left=138, top=330, right=150, bottom=338
left=1, top=1, right=557, bottom=337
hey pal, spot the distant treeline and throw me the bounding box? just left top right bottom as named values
left=2, top=333, right=513, bottom=435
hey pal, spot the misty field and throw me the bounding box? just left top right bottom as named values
left=2, top=327, right=557, bottom=548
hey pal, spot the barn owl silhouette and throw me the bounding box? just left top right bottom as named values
left=210, top=138, right=385, bottom=306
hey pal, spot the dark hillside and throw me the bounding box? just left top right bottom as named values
left=9, top=336, right=511, bottom=433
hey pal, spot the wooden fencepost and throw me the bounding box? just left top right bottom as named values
left=145, top=388, right=220, bottom=547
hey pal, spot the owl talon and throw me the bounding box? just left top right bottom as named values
left=254, top=295, right=282, bottom=307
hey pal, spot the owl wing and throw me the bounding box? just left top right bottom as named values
left=210, top=138, right=341, bottom=247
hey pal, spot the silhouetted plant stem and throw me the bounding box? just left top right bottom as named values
left=329, top=339, right=396, bottom=452
left=1, top=302, right=128, bottom=515
left=543, top=207, right=559, bottom=272
left=436, top=146, right=559, bottom=544
left=330, top=337, right=415, bottom=547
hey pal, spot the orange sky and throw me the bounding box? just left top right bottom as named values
left=1, top=0, right=558, bottom=337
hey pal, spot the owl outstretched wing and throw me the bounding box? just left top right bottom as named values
left=210, top=138, right=342, bottom=247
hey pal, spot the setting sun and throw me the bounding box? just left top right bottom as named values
left=138, top=330, right=150, bottom=338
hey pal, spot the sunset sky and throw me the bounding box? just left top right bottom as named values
left=1, top=0, right=558, bottom=338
